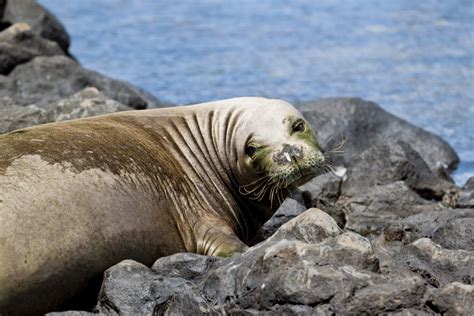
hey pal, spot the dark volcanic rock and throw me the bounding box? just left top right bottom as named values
left=1, top=0, right=70, bottom=52
left=340, top=140, right=457, bottom=203
left=298, top=98, right=459, bottom=172
left=0, top=87, right=132, bottom=133
left=0, top=22, right=64, bottom=74
left=1, top=55, right=162, bottom=109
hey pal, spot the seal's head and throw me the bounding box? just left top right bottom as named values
left=229, top=98, right=325, bottom=209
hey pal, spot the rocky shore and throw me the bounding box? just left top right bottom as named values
left=1, top=1, right=473, bottom=315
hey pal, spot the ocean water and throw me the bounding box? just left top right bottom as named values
left=39, top=0, right=474, bottom=185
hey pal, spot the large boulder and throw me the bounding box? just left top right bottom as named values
left=0, top=22, right=64, bottom=74
left=0, top=87, right=132, bottom=133
left=0, top=56, right=162, bottom=109
left=1, top=0, right=70, bottom=52
left=298, top=98, right=459, bottom=172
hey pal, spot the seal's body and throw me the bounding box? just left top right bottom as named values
left=0, top=97, right=324, bottom=314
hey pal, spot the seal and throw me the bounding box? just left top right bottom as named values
left=0, top=97, right=325, bottom=314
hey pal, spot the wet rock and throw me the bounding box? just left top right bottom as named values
left=1, top=55, right=162, bottom=109
left=0, top=22, right=64, bottom=74
left=259, top=196, right=307, bottom=239
left=1, top=0, right=70, bottom=52
left=340, top=140, right=457, bottom=202
left=298, top=97, right=459, bottom=172
left=342, top=181, right=431, bottom=237
left=426, top=282, right=474, bottom=315
left=0, top=88, right=132, bottom=134
left=269, top=207, right=342, bottom=243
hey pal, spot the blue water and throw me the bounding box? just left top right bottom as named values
left=39, top=0, right=474, bottom=185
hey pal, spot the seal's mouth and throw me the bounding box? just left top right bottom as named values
left=238, top=157, right=324, bottom=209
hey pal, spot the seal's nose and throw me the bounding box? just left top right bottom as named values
left=272, top=144, right=304, bottom=165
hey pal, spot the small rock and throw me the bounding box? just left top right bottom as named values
left=259, top=196, right=307, bottom=239
left=268, top=208, right=342, bottom=243
left=96, top=260, right=197, bottom=315
left=342, top=181, right=429, bottom=237
left=458, top=176, right=474, bottom=208
left=2, top=0, right=70, bottom=52
left=2, top=55, right=162, bottom=109
left=299, top=172, right=342, bottom=203
left=0, top=22, right=64, bottom=74
left=404, top=238, right=474, bottom=286
left=400, top=208, right=474, bottom=244
left=427, top=282, right=474, bottom=315
left=151, top=252, right=221, bottom=281
left=0, top=87, right=132, bottom=134
left=432, top=218, right=474, bottom=251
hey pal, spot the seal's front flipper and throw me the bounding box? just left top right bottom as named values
left=195, top=221, right=249, bottom=257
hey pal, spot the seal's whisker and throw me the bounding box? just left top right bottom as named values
left=254, top=179, right=272, bottom=200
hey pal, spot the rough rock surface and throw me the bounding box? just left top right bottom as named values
left=0, top=88, right=132, bottom=133
left=0, top=22, right=64, bottom=74
left=1, top=56, right=161, bottom=109
left=1, top=0, right=70, bottom=52
left=52, top=205, right=474, bottom=315
left=298, top=97, right=459, bottom=172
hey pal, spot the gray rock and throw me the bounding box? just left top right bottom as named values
left=341, top=140, right=457, bottom=203
left=400, top=208, right=474, bottom=245
left=427, top=282, right=474, bottom=315
left=0, top=100, right=46, bottom=133
left=0, top=22, right=64, bottom=74
left=2, top=0, right=70, bottom=52
left=342, top=181, right=431, bottom=237
left=298, top=97, right=459, bottom=172
left=459, top=177, right=474, bottom=208
left=2, top=55, right=162, bottom=109
left=432, top=218, right=474, bottom=251
left=0, top=87, right=132, bottom=134
left=151, top=252, right=221, bottom=281
left=47, top=312, right=99, bottom=316
left=96, top=260, right=203, bottom=315
left=259, top=196, right=307, bottom=240
left=268, top=207, right=342, bottom=243
left=399, top=238, right=473, bottom=286
left=299, top=172, right=342, bottom=203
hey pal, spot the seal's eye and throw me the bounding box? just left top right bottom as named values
left=245, top=145, right=257, bottom=158
left=293, top=121, right=305, bottom=133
